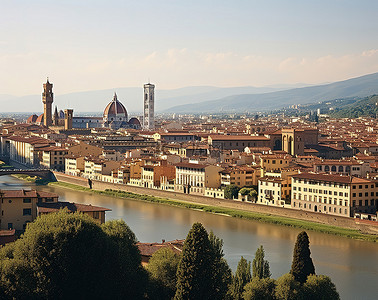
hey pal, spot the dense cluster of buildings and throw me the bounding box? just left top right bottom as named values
left=1, top=80, right=378, bottom=226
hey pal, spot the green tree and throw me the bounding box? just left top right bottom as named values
left=303, top=275, right=340, bottom=300
left=208, top=231, right=232, bottom=300
left=224, top=184, right=240, bottom=199
left=229, top=256, right=252, bottom=300
left=275, top=273, right=302, bottom=300
left=239, top=187, right=251, bottom=196
left=174, top=222, right=213, bottom=300
left=0, top=211, right=146, bottom=300
left=102, top=219, right=148, bottom=299
left=290, top=231, right=315, bottom=284
left=249, top=189, right=258, bottom=202
left=243, top=277, right=276, bottom=300
left=252, top=245, right=271, bottom=279
left=147, top=247, right=181, bottom=300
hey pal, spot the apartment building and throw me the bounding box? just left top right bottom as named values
left=41, top=146, right=68, bottom=171
left=0, top=189, right=58, bottom=230
left=175, top=162, right=223, bottom=195
left=291, top=173, right=378, bottom=217
left=83, top=158, right=121, bottom=180
left=65, top=156, right=85, bottom=176
left=257, top=177, right=291, bottom=207
left=221, top=166, right=260, bottom=187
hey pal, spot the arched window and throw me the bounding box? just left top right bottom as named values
left=331, top=166, right=336, bottom=172
left=325, top=165, right=330, bottom=172
left=338, top=166, right=344, bottom=173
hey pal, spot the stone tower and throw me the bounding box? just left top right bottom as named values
left=42, top=78, right=54, bottom=127
left=64, top=109, right=73, bottom=130
left=143, top=83, right=155, bottom=130
left=53, top=106, right=59, bottom=126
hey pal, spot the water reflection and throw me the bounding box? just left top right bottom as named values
left=1, top=176, right=377, bottom=300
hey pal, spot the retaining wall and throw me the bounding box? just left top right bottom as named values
left=53, top=172, right=378, bottom=235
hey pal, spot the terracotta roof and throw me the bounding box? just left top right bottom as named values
left=0, top=189, right=58, bottom=198
left=292, top=173, right=372, bottom=184
left=175, top=162, right=208, bottom=169
left=37, top=202, right=111, bottom=213
left=137, top=239, right=184, bottom=257
left=103, top=93, right=127, bottom=117
left=0, top=229, right=16, bottom=237
left=209, top=135, right=269, bottom=141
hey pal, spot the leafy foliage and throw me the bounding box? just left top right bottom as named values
left=229, top=256, right=252, bottom=300
left=252, top=245, right=271, bottom=279
left=303, top=275, right=340, bottom=300
left=208, top=231, right=232, bottom=300
left=290, top=231, right=315, bottom=284
left=174, top=223, right=213, bottom=300
left=275, top=273, right=302, bottom=300
left=147, top=247, right=181, bottom=300
left=243, top=277, right=276, bottom=300
left=224, top=184, right=240, bottom=199
left=0, top=211, right=146, bottom=299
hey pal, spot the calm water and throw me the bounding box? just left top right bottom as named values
left=1, top=176, right=377, bottom=299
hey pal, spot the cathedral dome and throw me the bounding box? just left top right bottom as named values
left=26, top=114, right=38, bottom=123
left=103, top=93, right=128, bottom=122
left=35, top=113, right=44, bottom=124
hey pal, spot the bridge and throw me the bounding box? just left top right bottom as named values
left=0, top=169, right=56, bottom=181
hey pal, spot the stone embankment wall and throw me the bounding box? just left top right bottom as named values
left=53, top=172, right=378, bottom=235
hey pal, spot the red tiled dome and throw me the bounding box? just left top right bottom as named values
left=128, top=117, right=140, bottom=125
left=103, top=93, right=127, bottom=117
left=35, top=114, right=44, bottom=124
left=26, top=114, right=38, bottom=123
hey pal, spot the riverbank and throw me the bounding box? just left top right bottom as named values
left=48, top=181, right=378, bottom=242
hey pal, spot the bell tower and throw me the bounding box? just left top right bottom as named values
left=143, top=83, right=155, bottom=130
left=42, top=78, right=54, bottom=127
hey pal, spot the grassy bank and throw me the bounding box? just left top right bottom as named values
left=12, top=174, right=50, bottom=185
left=48, top=181, right=378, bottom=242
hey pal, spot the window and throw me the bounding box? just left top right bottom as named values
left=23, top=208, right=32, bottom=216
left=8, top=223, right=13, bottom=230
left=23, top=198, right=31, bottom=203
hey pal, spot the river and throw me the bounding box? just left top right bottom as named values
left=1, top=175, right=377, bottom=299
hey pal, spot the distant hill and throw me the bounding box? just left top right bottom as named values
left=0, top=84, right=307, bottom=113
left=329, top=95, right=378, bottom=118
left=164, top=72, right=378, bottom=113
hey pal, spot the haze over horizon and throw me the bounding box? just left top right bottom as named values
left=2, top=1, right=378, bottom=96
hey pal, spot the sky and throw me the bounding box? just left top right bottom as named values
left=1, top=0, right=378, bottom=96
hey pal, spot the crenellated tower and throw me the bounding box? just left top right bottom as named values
left=42, top=78, right=54, bottom=127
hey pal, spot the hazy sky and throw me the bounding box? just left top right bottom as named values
left=1, top=0, right=378, bottom=96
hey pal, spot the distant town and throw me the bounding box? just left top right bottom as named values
left=0, top=78, right=377, bottom=236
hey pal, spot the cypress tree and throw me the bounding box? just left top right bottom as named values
left=229, top=256, right=252, bottom=300
left=208, top=231, right=232, bottom=300
left=174, top=222, right=213, bottom=300
left=290, top=231, right=315, bottom=284
left=252, top=245, right=271, bottom=279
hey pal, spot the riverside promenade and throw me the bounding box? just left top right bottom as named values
left=53, top=172, right=378, bottom=236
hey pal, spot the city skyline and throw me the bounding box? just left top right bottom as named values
left=1, top=0, right=378, bottom=96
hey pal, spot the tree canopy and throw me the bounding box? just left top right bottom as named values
left=0, top=210, right=147, bottom=300
left=252, top=245, right=271, bottom=279
left=290, top=231, right=315, bottom=284
left=224, top=184, right=240, bottom=199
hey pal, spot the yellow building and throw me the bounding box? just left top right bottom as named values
left=174, top=162, right=223, bottom=195
left=258, top=177, right=291, bottom=207
left=0, top=189, right=58, bottom=230
left=83, top=158, right=121, bottom=180
left=65, top=156, right=85, bottom=176
left=221, top=166, right=260, bottom=187
left=291, top=173, right=377, bottom=217
left=41, top=146, right=68, bottom=171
